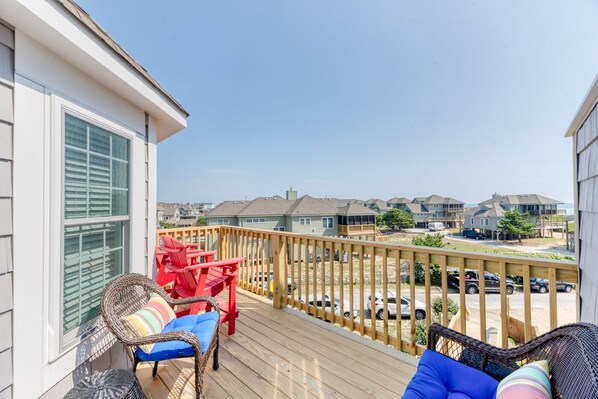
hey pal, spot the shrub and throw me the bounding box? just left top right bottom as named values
left=432, top=296, right=459, bottom=320
left=411, top=262, right=442, bottom=285
left=415, top=320, right=427, bottom=346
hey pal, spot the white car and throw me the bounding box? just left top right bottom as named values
left=366, top=291, right=426, bottom=320
left=303, top=295, right=359, bottom=319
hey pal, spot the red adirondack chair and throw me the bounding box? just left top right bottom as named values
left=159, top=235, right=243, bottom=335
left=155, top=243, right=216, bottom=290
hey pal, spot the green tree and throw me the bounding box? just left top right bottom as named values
left=375, top=214, right=385, bottom=227
left=497, top=210, right=537, bottom=243
left=410, top=234, right=445, bottom=285
left=196, top=217, right=207, bottom=226
left=159, top=220, right=176, bottom=229
left=383, top=209, right=415, bottom=230
left=411, top=234, right=445, bottom=248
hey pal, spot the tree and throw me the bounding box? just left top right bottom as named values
left=411, top=234, right=445, bottom=248
left=196, top=217, right=207, bottom=226
left=375, top=214, right=385, bottom=227
left=383, top=209, right=415, bottom=230
left=497, top=210, right=537, bottom=243
left=411, top=234, right=445, bottom=285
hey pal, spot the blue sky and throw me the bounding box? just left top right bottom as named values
left=77, top=0, right=598, bottom=204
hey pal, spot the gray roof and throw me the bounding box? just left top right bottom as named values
left=55, top=0, right=188, bottom=117
left=387, top=197, right=411, bottom=205
left=207, top=200, right=249, bottom=217
left=465, top=203, right=505, bottom=218
left=403, top=203, right=429, bottom=214
left=237, top=196, right=293, bottom=216
left=420, top=194, right=464, bottom=205
left=479, top=194, right=563, bottom=206
left=286, top=195, right=339, bottom=216
left=337, top=203, right=379, bottom=216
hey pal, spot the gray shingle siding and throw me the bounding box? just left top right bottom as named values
left=0, top=21, right=13, bottom=399
left=576, top=104, right=598, bottom=324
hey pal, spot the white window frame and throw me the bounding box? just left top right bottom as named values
left=273, top=226, right=285, bottom=231
left=300, top=218, right=311, bottom=226
left=217, top=218, right=230, bottom=225
left=470, top=218, right=474, bottom=225
left=48, top=95, right=136, bottom=362
left=322, top=217, right=334, bottom=229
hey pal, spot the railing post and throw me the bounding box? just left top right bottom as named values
left=273, top=234, right=287, bottom=309
left=217, top=226, right=223, bottom=261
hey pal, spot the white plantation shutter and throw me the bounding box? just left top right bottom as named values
left=63, top=113, right=129, bottom=336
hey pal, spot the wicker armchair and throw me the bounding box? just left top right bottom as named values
left=101, top=273, right=220, bottom=398
left=427, top=322, right=598, bottom=399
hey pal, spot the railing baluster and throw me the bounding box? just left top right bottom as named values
left=440, top=255, right=448, bottom=327
left=370, top=247, right=378, bottom=341
left=424, top=253, right=431, bottom=336
left=349, top=243, right=355, bottom=332
left=409, top=252, right=416, bottom=355
left=458, top=258, right=466, bottom=335
left=396, top=250, right=402, bottom=348
left=523, top=264, right=532, bottom=342
left=478, top=259, right=487, bottom=343
left=329, top=241, right=335, bottom=323
left=499, top=262, right=508, bottom=348
left=382, top=248, right=389, bottom=345
left=549, top=268, right=558, bottom=330
left=339, top=242, right=345, bottom=328
left=358, top=246, right=365, bottom=336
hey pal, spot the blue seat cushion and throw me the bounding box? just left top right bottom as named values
left=136, top=312, right=219, bottom=362
left=403, top=349, right=499, bottom=399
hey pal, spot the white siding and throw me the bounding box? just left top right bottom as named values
left=0, top=22, right=12, bottom=399
left=11, top=30, right=155, bottom=398
left=576, top=104, right=598, bottom=324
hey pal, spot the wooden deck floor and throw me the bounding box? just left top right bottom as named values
left=137, top=290, right=418, bottom=398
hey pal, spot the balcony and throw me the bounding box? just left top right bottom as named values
left=154, top=226, right=578, bottom=396
left=137, top=289, right=417, bottom=397
left=338, top=223, right=376, bottom=236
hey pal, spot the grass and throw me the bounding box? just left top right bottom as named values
left=384, top=232, right=575, bottom=261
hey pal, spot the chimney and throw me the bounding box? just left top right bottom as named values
left=286, top=188, right=297, bottom=201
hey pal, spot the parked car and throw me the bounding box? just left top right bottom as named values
left=303, top=295, right=359, bottom=319
left=462, top=230, right=485, bottom=240
left=252, top=272, right=297, bottom=294
left=529, top=278, right=575, bottom=293
left=428, top=222, right=445, bottom=231
left=366, top=291, right=426, bottom=320
left=451, top=270, right=515, bottom=295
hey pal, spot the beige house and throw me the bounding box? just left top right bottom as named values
left=464, top=194, right=564, bottom=239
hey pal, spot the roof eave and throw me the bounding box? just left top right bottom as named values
left=2, top=0, right=188, bottom=141
left=566, top=73, right=598, bottom=137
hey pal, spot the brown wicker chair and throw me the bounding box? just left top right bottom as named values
left=101, top=273, right=220, bottom=398
left=428, top=322, right=598, bottom=399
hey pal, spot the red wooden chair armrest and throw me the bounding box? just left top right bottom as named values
left=178, top=257, right=243, bottom=272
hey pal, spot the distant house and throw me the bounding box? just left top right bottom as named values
left=207, top=193, right=378, bottom=238
left=364, top=198, right=392, bottom=214
left=463, top=194, right=564, bottom=239
left=0, top=2, right=188, bottom=397
left=391, top=195, right=464, bottom=228
left=156, top=202, right=201, bottom=226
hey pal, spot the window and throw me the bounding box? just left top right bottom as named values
left=246, top=218, right=265, bottom=224
left=300, top=218, right=311, bottom=226
left=217, top=218, right=230, bottom=225
left=470, top=218, right=474, bottom=225
left=322, top=217, right=333, bottom=229
left=63, top=113, right=129, bottom=339
left=273, top=226, right=285, bottom=231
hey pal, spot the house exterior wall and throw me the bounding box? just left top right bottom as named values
left=206, top=217, right=238, bottom=226
left=0, top=22, right=14, bottom=399
left=575, top=104, right=598, bottom=324
left=239, top=216, right=285, bottom=231
left=11, top=30, right=157, bottom=398
left=289, top=216, right=338, bottom=236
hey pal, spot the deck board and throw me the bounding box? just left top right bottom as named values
left=137, top=290, right=418, bottom=398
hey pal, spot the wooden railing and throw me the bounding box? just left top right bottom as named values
left=338, top=224, right=376, bottom=235
left=157, top=226, right=578, bottom=355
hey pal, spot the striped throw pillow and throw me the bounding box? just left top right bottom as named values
left=496, top=360, right=552, bottom=399
left=121, top=294, right=176, bottom=353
